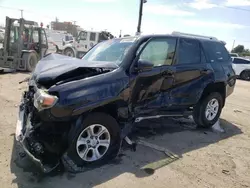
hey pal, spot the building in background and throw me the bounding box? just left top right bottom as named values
left=50, top=21, right=80, bottom=37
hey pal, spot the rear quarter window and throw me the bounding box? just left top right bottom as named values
left=201, top=41, right=230, bottom=63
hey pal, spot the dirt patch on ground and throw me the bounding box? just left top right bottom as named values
left=0, top=73, right=250, bottom=188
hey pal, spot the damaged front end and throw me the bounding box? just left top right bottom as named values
left=15, top=54, right=122, bottom=173
left=15, top=85, right=69, bottom=173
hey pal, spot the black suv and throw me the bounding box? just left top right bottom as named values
left=16, top=32, right=236, bottom=172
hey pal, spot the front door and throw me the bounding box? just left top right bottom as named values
left=130, top=37, right=176, bottom=117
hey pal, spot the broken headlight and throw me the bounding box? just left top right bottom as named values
left=34, top=89, right=58, bottom=111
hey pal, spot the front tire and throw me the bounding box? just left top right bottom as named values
left=65, top=113, right=121, bottom=168
left=64, top=48, right=75, bottom=57
left=23, top=52, right=38, bottom=72
left=193, top=92, right=223, bottom=128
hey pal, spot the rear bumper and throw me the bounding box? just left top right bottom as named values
left=226, top=75, right=237, bottom=98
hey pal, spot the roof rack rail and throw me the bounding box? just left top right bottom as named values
left=172, top=31, right=218, bottom=41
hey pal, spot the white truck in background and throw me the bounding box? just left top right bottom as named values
left=62, top=30, right=114, bottom=58
left=45, top=29, right=74, bottom=54
left=45, top=29, right=113, bottom=58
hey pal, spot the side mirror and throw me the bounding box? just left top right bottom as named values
left=136, top=59, right=154, bottom=72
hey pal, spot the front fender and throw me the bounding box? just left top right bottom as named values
left=49, top=69, right=130, bottom=119
left=62, top=44, right=75, bottom=50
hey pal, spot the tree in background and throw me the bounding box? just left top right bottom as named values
left=232, top=45, right=244, bottom=53
left=231, top=45, right=250, bottom=57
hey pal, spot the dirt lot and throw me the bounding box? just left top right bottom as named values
left=0, top=73, right=250, bottom=188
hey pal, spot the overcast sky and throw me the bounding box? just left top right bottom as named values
left=0, top=0, right=250, bottom=50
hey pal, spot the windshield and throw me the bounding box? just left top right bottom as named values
left=82, top=38, right=136, bottom=65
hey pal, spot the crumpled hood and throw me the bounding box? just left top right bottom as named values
left=31, top=53, right=119, bottom=87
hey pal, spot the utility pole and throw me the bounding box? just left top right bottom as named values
left=119, top=30, right=122, bottom=38
left=231, top=40, right=235, bottom=52
left=136, top=0, right=147, bottom=35
left=20, top=9, right=23, bottom=18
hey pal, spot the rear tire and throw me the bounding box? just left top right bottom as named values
left=64, top=112, right=121, bottom=169
left=193, top=92, right=223, bottom=128
left=240, top=71, right=250, bottom=81
left=22, top=52, right=38, bottom=72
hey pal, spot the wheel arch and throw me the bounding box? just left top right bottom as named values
left=199, top=82, right=226, bottom=107
left=70, top=100, right=128, bottom=138
left=63, top=45, right=76, bottom=56
left=21, top=50, right=38, bottom=56
left=239, top=69, right=250, bottom=76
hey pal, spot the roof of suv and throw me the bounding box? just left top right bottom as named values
left=119, top=32, right=225, bottom=44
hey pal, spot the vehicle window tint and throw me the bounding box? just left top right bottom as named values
left=233, top=58, right=250, bottom=64
left=202, top=41, right=230, bottom=63
left=79, top=31, right=87, bottom=40
left=233, top=58, right=240, bottom=64
left=90, top=32, right=96, bottom=41
left=139, top=38, right=176, bottom=67
left=178, top=38, right=201, bottom=64
left=32, top=30, right=39, bottom=43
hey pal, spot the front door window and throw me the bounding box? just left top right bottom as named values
left=139, top=38, right=177, bottom=67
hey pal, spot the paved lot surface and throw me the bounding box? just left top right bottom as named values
left=0, top=73, right=250, bottom=188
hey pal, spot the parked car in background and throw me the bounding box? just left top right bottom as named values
left=16, top=32, right=236, bottom=173
left=232, top=57, right=250, bottom=80
left=230, top=53, right=239, bottom=58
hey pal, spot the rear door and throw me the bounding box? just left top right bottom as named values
left=162, top=37, right=211, bottom=109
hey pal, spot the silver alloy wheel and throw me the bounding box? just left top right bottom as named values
left=76, top=124, right=111, bottom=162
left=205, top=98, right=219, bottom=121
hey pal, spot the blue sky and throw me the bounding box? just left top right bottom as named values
left=0, top=0, right=250, bottom=50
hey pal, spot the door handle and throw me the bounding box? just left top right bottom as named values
left=200, top=69, right=209, bottom=74
left=162, top=70, right=173, bottom=76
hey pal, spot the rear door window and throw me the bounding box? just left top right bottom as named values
left=202, top=41, right=230, bottom=63
left=178, top=38, right=201, bottom=64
